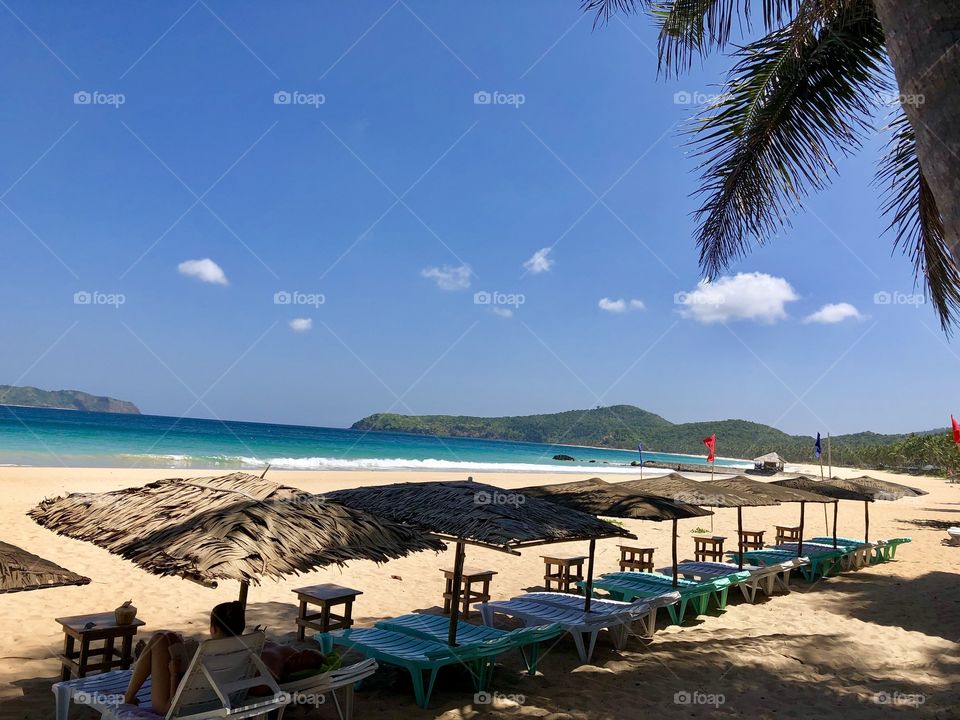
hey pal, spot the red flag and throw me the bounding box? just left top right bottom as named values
left=703, top=434, right=716, bottom=462
left=952, top=415, right=960, bottom=445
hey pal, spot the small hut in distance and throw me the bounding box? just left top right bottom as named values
left=752, top=452, right=786, bottom=473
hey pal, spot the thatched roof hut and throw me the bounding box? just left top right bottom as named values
left=516, top=478, right=712, bottom=521
left=30, top=473, right=445, bottom=591
left=0, top=541, right=90, bottom=594
left=613, top=473, right=774, bottom=508
left=753, top=452, right=786, bottom=471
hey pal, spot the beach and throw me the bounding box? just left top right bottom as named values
left=0, top=465, right=957, bottom=719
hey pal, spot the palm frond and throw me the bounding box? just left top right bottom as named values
left=689, top=0, right=888, bottom=277
left=654, top=0, right=803, bottom=75
left=580, top=0, right=648, bottom=27
left=877, top=112, right=960, bottom=332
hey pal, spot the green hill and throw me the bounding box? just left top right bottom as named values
left=352, top=405, right=944, bottom=466
left=0, top=385, right=140, bottom=414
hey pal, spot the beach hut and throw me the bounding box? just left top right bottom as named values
left=0, top=540, right=90, bottom=594
left=772, top=476, right=876, bottom=544
left=29, top=472, right=445, bottom=609
left=753, top=452, right=786, bottom=473
left=326, top=479, right=631, bottom=645
left=515, top=477, right=711, bottom=604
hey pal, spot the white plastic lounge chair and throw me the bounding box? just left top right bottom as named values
left=277, top=657, right=378, bottom=720
left=479, top=591, right=679, bottom=663
left=948, top=528, right=960, bottom=546
left=659, top=560, right=804, bottom=602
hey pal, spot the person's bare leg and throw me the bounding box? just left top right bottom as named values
left=123, top=632, right=179, bottom=706
left=148, top=633, right=176, bottom=715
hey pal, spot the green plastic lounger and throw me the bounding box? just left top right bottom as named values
left=657, top=560, right=796, bottom=602
left=582, top=572, right=729, bottom=623
left=771, top=544, right=847, bottom=577
left=375, top=614, right=560, bottom=676
left=810, top=536, right=911, bottom=562
left=796, top=539, right=872, bottom=570
left=809, top=536, right=885, bottom=564
left=728, top=549, right=818, bottom=581
left=479, top=591, right=680, bottom=663
left=323, top=627, right=490, bottom=709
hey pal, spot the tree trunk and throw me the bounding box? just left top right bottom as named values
left=875, top=0, right=960, bottom=257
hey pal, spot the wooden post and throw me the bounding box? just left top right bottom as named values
left=238, top=580, right=249, bottom=612
left=797, top=502, right=805, bottom=557
left=864, top=501, right=870, bottom=543
left=832, top=501, right=839, bottom=548
left=827, top=433, right=832, bottom=478
left=447, top=541, right=466, bottom=646
left=671, top=519, right=678, bottom=588
left=737, top=507, right=744, bottom=570
left=583, top=539, right=596, bottom=613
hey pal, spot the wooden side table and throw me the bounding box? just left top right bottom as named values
left=618, top=545, right=655, bottom=572
left=541, top=554, right=587, bottom=593
left=293, top=584, right=363, bottom=641
left=56, top=612, right=145, bottom=681
left=739, top=529, right=766, bottom=551
left=775, top=525, right=802, bottom=545
left=441, top=567, right=497, bottom=619
left=693, top=536, right=726, bottom=562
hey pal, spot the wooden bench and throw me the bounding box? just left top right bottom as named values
left=693, top=536, right=726, bottom=562
left=293, top=583, right=363, bottom=640
left=738, top=529, right=766, bottom=551
left=441, top=567, right=497, bottom=619
left=55, top=612, right=144, bottom=681
left=775, top=525, right=802, bottom=545
left=617, top=545, right=655, bottom=572
left=542, top=554, right=587, bottom=593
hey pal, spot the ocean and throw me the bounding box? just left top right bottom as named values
left=0, top=406, right=749, bottom=473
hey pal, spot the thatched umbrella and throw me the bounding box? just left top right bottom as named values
left=30, top=473, right=445, bottom=609
left=327, top=479, right=631, bottom=644
left=772, top=476, right=876, bottom=544
left=841, top=475, right=927, bottom=498
left=0, top=541, right=90, bottom=594
left=516, top=478, right=711, bottom=608
left=611, top=473, right=775, bottom=577
left=706, top=475, right=833, bottom=558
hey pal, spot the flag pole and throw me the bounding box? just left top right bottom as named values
left=827, top=432, right=832, bottom=478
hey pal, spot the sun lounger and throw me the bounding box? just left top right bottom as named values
left=510, top=591, right=677, bottom=637
left=728, top=549, right=818, bottom=581
left=479, top=591, right=679, bottom=663
left=323, top=627, right=493, bottom=709
left=771, top=544, right=848, bottom=577
left=53, top=631, right=287, bottom=720
left=374, top=613, right=560, bottom=675
left=582, top=572, right=729, bottom=623
left=948, top=528, right=960, bottom=546
left=796, top=539, right=873, bottom=570
left=658, top=560, right=799, bottom=602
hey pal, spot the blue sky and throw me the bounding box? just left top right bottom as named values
left=0, top=1, right=950, bottom=436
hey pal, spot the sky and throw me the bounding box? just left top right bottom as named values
left=0, top=1, right=951, bottom=436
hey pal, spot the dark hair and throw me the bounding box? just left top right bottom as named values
left=211, top=601, right=245, bottom=637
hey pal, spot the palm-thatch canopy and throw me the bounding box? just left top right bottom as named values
left=753, top=452, right=786, bottom=464
left=326, top=479, right=632, bottom=551
left=838, top=475, right=928, bottom=499
left=515, top=478, right=713, bottom=521
left=613, top=473, right=776, bottom=508
left=0, top=541, right=90, bottom=594
left=772, top=476, right=876, bottom=502
left=708, top=475, right=833, bottom=504
left=30, top=472, right=446, bottom=587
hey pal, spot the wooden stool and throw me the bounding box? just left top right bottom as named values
left=618, top=545, right=655, bottom=572
left=293, top=583, right=363, bottom=640
left=442, top=568, right=497, bottom=618
left=541, top=554, right=587, bottom=593
left=775, top=525, right=802, bottom=545
left=693, top=536, right=726, bottom=562
left=56, top=612, right=145, bottom=681
left=739, top=529, right=765, bottom=551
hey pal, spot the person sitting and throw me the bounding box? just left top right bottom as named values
left=122, top=601, right=245, bottom=713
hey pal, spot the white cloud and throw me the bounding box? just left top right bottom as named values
left=676, top=272, right=798, bottom=324
left=178, top=258, right=228, bottom=286
left=492, top=307, right=513, bottom=318
left=599, top=297, right=645, bottom=313
left=523, top=247, right=554, bottom=274
left=289, top=318, right=313, bottom=332
left=803, top=302, right=864, bottom=324
left=421, top=263, right=472, bottom=290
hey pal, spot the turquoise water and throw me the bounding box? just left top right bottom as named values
left=0, top=406, right=749, bottom=472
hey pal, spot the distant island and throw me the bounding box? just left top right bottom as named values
left=352, top=405, right=950, bottom=471
left=0, top=385, right=140, bottom=414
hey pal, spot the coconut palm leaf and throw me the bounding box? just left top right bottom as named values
left=688, top=0, right=888, bottom=277
left=876, top=111, right=960, bottom=332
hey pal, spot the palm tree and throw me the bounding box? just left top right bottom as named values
left=582, top=0, right=960, bottom=331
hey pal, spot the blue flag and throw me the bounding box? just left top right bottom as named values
left=814, top=433, right=822, bottom=459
